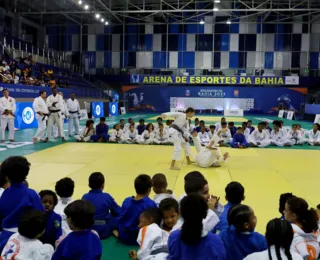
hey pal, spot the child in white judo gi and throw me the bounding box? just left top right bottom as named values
left=1, top=210, right=54, bottom=260
left=151, top=173, right=175, bottom=206
left=109, top=124, right=124, bottom=143
left=249, top=122, right=271, bottom=148
left=271, top=120, right=292, bottom=147
left=122, top=124, right=139, bottom=144
left=129, top=208, right=169, bottom=260
left=139, top=123, right=155, bottom=145
left=154, top=124, right=171, bottom=145
left=287, top=124, right=305, bottom=145
left=217, top=122, right=232, bottom=147
left=192, top=131, right=229, bottom=168
left=75, top=120, right=95, bottom=142
left=308, top=123, right=320, bottom=146
left=161, top=108, right=195, bottom=170
left=198, top=125, right=211, bottom=146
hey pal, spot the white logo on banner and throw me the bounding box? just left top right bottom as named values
left=285, top=76, right=299, bottom=85
left=22, top=107, right=34, bottom=124
left=95, top=105, right=101, bottom=116
left=111, top=104, right=116, bottom=114
left=278, top=110, right=284, bottom=118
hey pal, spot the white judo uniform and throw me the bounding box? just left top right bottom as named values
left=109, top=129, right=124, bottom=143
left=53, top=99, right=69, bottom=138
left=154, top=129, right=171, bottom=144
left=244, top=246, right=303, bottom=260
left=290, top=224, right=320, bottom=260
left=270, top=129, right=292, bottom=147
left=75, top=127, right=94, bottom=142
left=66, top=98, right=80, bottom=136
left=0, top=96, right=16, bottom=141
left=54, top=197, right=73, bottom=235
left=1, top=233, right=54, bottom=260
left=217, top=129, right=232, bottom=144
left=192, top=136, right=225, bottom=168
left=308, top=130, right=320, bottom=146
left=139, top=130, right=155, bottom=144
left=287, top=130, right=305, bottom=145
left=243, top=128, right=251, bottom=141
left=136, top=223, right=169, bottom=260
left=47, top=94, right=64, bottom=140
left=163, top=112, right=192, bottom=161
left=248, top=129, right=271, bottom=148
left=198, top=131, right=211, bottom=146
left=122, top=129, right=139, bottom=144
left=153, top=193, right=176, bottom=207
left=32, top=96, right=49, bottom=141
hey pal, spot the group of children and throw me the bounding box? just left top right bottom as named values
left=0, top=155, right=319, bottom=260
left=194, top=117, right=320, bottom=149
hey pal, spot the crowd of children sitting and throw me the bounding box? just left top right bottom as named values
left=78, top=116, right=319, bottom=149
left=0, top=156, right=319, bottom=259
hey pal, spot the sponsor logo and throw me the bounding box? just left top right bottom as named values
left=111, top=104, right=116, bottom=114
left=95, top=105, right=101, bottom=116
left=22, top=107, right=34, bottom=124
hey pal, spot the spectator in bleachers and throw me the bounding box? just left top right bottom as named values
left=9, top=60, right=17, bottom=74
left=49, top=76, right=56, bottom=88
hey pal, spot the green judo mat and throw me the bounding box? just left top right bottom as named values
left=101, top=237, right=138, bottom=260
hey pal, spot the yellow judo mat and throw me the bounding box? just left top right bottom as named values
left=25, top=142, right=320, bottom=233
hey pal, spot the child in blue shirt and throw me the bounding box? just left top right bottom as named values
left=228, top=122, right=237, bottom=137
left=82, top=172, right=121, bottom=239
left=137, top=119, right=146, bottom=135
left=38, top=190, right=62, bottom=247
left=214, top=182, right=245, bottom=233
left=52, top=200, right=102, bottom=260
left=219, top=204, right=267, bottom=260
left=0, top=173, right=9, bottom=198
left=0, top=156, right=44, bottom=252
left=91, top=117, right=109, bottom=142
left=168, top=194, right=227, bottom=260
left=231, top=127, right=250, bottom=148
left=118, top=174, right=157, bottom=245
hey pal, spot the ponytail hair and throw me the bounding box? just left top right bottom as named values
left=266, top=218, right=293, bottom=260
left=286, top=197, right=318, bottom=233
left=227, top=204, right=252, bottom=232
left=180, top=193, right=208, bottom=245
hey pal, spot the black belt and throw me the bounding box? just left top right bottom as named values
left=69, top=111, right=79, bottom=114
left=150, top=246, right=168, bottom=255
left=37, top=112, right=49, bottom=121
left=172, top=124, right=184, bottom=135
left=49, top=110, right=60, bottom=113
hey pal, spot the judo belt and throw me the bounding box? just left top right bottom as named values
left=37, top=112, right=49, bottom=121
left=172, top=124, right=184, bottom=135
left=94, top=220, right=107, bottom=225
left=150, top=246, right=169, bottom=255
left=49, top=109, right=61, bottom=119
left=69, top=110, right=79, bottom=114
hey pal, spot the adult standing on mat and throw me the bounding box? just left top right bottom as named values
left=0, top=89, right=16, bottom=142
left=32, top=91, right=49, bottom=144
left=46, top=87, right=65, bottom=141
left=66, top=93, right=80, bottom=137
left=161, top=108, right=195, bottom=170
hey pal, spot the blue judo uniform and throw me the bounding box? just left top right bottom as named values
left=231, top=133, right=250, bottom=148
left=219, top=227, right=267, bottom=260
left=52, top=229, right=102, bottom=260
left=91, top=124, right=109, bottom=142
left=137, top=125, right=146, bottom=135
left=229, top=127, right=237, bottom=137
left=118, top=196, right=157, bottom=245
left=168, top=230, right=227, bottom=260
left=213, top=202, right=236, bottom=233
left=0, top=182, right=44, bottom=251
left=39, top=210, right=62, bottom=247
left=82, top=189, right=121, bottom=239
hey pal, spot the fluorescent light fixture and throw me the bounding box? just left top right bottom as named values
left=200, top=19, right=205, bottom=25
left=214, top=0, right=221, bottom=3
left=101, top=18, right=104, bottom=22
left=95, top=13, right=100, bottom=19
left=78, top=0, right=82, bottom=4
left=226, top=20, right=231, bottom=24
left=213, top=7, right=219, bottom=11
left=105, top=21, right=109, bottom=25
left=84, top=4, right=89, bottom=9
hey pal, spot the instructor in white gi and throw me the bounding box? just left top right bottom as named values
left=32, top=91, right=49, bottom=143
left=66, top=93, right=80, bottom=137
left=46, top=87, right=65, bottom=141
left=0, top=89, right=16, bottom=142
left=161, top=108, right=195, bottom=170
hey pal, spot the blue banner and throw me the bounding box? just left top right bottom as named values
left=109, top=102, right=118, bottom=116
left=92, top=102, right=104, bottom=118
left=14, top=102, right=38, bottom=129
left=124, top=86, right=306, bottom=114
left=130, top=75, right=300, bottom=85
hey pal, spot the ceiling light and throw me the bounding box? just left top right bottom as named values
left=226, top=20, right=231, bottom=24
left=101, top=18, right=104, bottom=22
left=84, top=4, right=89, bottom=9
left=200, top=19, right=205, bottom=25
left=214, top=0, right=221, bottom=3
left=105, top=21, right=109, bottom=25
left=213, top=7, right=219, bottom=11
left=95, top=13, right=100, bottom=19
left=78, top=0, right=82, bottom=4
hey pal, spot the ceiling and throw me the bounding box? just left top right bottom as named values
left=4, top=0, right=320, bottom=25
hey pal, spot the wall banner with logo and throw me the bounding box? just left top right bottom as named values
left=109, top=102, right=119, bottom=116
left=15, top=102, right=38, bottom=129
left=91, top=102, right=104, bottom=118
